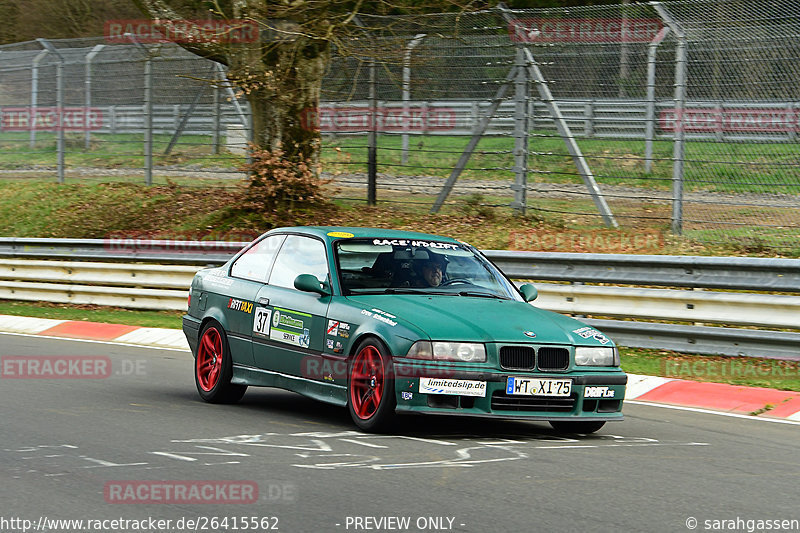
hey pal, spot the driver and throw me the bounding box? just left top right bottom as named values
left=418, top=255, right=446, bottom=287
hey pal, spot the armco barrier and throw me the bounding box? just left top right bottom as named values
left=0, top=239, right=799, bottom=359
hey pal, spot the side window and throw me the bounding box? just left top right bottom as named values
left=268, top=235, right=329, bottom=289
left=230, top=235, right=285, bottom=282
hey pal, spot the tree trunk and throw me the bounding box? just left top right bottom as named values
left=234, top=38, right=330, bottom=165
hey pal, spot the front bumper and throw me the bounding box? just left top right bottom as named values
left=393, top=365, right=626, bottom=421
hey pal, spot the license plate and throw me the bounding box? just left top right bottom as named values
left=506, top=377, right=572, bottom=397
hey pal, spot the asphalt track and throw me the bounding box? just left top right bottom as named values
left=1, top=333, right=799, bottom=533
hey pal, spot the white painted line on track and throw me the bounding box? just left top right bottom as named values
left=626, top=400, right=800, bottom=426
left=338, top=439, right=389, bottom=448
left=624, top=373, right=674, bottom=400
left=0, top=331, right=191, bottom=353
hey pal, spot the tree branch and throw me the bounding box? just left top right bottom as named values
left=131, top=0, right=230, bottom=65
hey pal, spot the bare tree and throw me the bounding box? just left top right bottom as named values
left=131, top=0, right=468, bottom=164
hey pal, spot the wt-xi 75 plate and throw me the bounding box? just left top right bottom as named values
left=506, top=377, right=572, bottom=397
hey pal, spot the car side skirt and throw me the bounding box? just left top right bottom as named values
left=232, top=364, right=347, bottom=407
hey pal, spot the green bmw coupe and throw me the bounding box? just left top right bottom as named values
left=183, top=227, right=626, bottom=433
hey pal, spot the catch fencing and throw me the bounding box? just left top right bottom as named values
left=0, top=1, right=798, bottom=250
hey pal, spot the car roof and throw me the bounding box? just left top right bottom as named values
left=267, top=226, right=461, bottom=244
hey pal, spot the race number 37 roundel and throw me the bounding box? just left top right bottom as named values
left=183, top=227, right=626, bottom=434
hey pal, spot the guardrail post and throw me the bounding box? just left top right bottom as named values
left=37, top=39, right=64, bottom=184
left=109, top=106, right=116, bottom=134
left=584, top=100, right=594, bottom=138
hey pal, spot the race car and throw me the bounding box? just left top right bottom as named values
left=183, top=227, right=626, bottom=433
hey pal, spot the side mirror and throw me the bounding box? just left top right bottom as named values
left=294, top=274, right=330, bottom=296
left=519, top=283, right=538, bottom=302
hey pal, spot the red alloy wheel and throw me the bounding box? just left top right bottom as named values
left=349, top=345, right=386, bottom=420
left=196, top=326, right=223, bottom=392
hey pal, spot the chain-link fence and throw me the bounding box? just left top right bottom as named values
left=0, top=0, right=798, bottom=250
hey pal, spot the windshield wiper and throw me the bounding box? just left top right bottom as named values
left=457, top=290, right=508, bottom=299
left=382, top=288, right=425, bottom=294
left=383, top=288, right=453, bottom=295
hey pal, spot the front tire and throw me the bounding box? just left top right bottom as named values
left=347, top=338, right=396, bottom=432
left=549, top=420, right=606, bottom=434
left=195, top=321, right=247, bottom=404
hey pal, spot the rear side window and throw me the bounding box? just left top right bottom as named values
left=230, top=235, right=285, bottom=282
left=269, top=235, right=329, bottom=289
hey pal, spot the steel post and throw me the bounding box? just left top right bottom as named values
left=37, top=39, right=64, bottom=183
left=401, top=34, right=426, bottom=166
left=29, top=50, right=48, bottom=149
left=512, top=48, right=529, bottom=214
left=367, top=61, right=378, bottom=206
left=84, top=45, right=105, bottom=150
left=652, top=2, right=687, bottom=235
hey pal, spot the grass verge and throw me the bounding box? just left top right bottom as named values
left=0, top=178, right=796, bottom=255
left=5, top=132, right=798, bottom=195
left=0, top=301, right=183, bottom=329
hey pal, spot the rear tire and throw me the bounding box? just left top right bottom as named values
left=549, top=420, right=606, bottom=434
left=347, top=338, right=396, bottom=432
left=195, top=321, right=247, bottom=404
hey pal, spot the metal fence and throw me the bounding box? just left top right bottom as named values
left=0, top=1, right=798, bottom=250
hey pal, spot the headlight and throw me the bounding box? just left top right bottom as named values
left=406, top=341, right=486, bottom=363
left=575, top=346, right=619, bottom=366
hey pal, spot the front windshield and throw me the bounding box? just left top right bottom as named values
left=335, top=238, right=522, bottom=300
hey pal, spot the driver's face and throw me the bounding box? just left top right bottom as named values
left=422, top=263, right=442, bottom=286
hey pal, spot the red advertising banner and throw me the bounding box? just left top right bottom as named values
left=660, top=108, right=800, bottom=133
left=1, top=107, right=104, bottom=131
left=509, top=18, right=663, bottom=43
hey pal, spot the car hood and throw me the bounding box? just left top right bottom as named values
left=346, top=294, right=596, bottom=345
